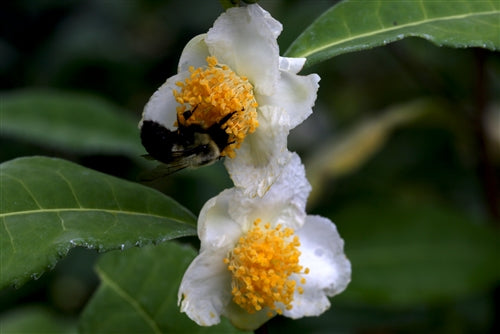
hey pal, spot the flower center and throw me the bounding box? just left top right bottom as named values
left=173, top=56, right=259, bottom=158
left=224, top=219, right=309, bottom=316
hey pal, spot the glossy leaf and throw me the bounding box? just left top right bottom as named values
left=80, top=242, right=247, bottom=334
left=335, top=200, right=500, bottom=306
left=285, top=0, right=500, bottom=67
left=0, top=157, right=196, bottom=289
left=0, top=90, right=144, bottom=157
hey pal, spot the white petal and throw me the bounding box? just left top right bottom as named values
left=248, top=4, right=282, bottom=39
left=198, top=189, right=245, bottom=251
left=178, top=248, right=232, bottom=326
left=258, top=71, right=320, bottom=129
left=223, top=302, right=272, bottom=331
left=205, top=4, right=281, bottom=94
left=228, top=153, right=311, bottom=231
left=283, top=285, right=331, bottom=319
left=140, top=71, right=190, bottom=130
left=224, top=105, right=291, bottom=197
left=279, top=56, right=306, bottom=74
left=284, top=215, right=351, bottom=318
left=177, top=34, right=210, bottom=72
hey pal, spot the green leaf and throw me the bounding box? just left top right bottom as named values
left=0, top=90, right=144, bottom=157
left=0, top=306, right=77, bottom=334
left=336, top=200, right=500, bottom=306
left=285, top=0, right=500, bottom=67
left=80, top=242, right=248, bottom=334
left=0, top=157, right=196, bottom=289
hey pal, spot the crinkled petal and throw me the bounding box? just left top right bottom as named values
left=177, top=34, right=210, bottom=72
left=284, top=215, right=351, bottom=318
left=228, top=152, right=310, bottom=231
left=279, top=56, right=306, bottom=74
left=178, top=248, right=232, bottom=326
left=198, top=189, right=245, bottom=251
left=257, top=71, right=320, bottom=129
left=140, top=71, right=190, bottom=130
left=225, top=105, right=291, bottom=197
left=205, top=4, right=281, bottom=94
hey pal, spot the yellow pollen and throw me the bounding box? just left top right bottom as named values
left=223, top=219, right=309, bottom=316
left=173, top=56, right=259, bottom=158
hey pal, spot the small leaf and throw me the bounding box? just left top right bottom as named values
left=0, top=90, right=143, bottom=157
left=0, top=157, right=197, bottom=289
left=80, top=242, right=247, bottom=334
left=285, top=0, right=500, bottom=67
left=336, top=200, right=500, bottom=306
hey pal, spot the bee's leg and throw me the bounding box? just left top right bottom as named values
left=217, top=110, right=237, bottom=129
left=176, top=112, right=185, bottom=133
left=183, top=110, right=192, bottom=121
left=183, top=104, right=198, bottom=121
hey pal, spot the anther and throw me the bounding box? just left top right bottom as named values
left=173, top=56, right=258, bottom=158
left=223, top=220, right=309, bottom=316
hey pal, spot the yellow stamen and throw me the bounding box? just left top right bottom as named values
left=174, top=56, right=259, bottom=158
left=224, top=219, right=309, bottom=316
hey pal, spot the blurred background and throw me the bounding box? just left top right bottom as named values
left=1, top=0, right=499, bottom=333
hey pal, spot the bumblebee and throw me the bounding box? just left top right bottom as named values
left=140, top=108, right=235, bottom=176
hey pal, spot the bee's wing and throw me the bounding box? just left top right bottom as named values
left=138, top=149, right=202, bottom=182
left=137, top=163, right=187, bottom=182
left=141, top=154, right=156, bottom=161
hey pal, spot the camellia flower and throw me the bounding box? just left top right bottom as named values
left=178, top=153, right=351, bottom=330
left=140, top=4, right=320, bottom=197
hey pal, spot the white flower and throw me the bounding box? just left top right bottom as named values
left=140, top=4, right=320, bottom=197
left=178, top=154, right=351, bottom=331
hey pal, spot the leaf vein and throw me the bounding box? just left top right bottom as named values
left=56, top=170, right=82, bottom=208
left=341, top=17, right=352, bottom=38
left=97, top=266, right=162, bottom=334
left=375, top=0, right=384, bottom=30
left=419, top=0, right=428, bottom=20
left=57, top=212, right=67, bottom=231
left=1, top=217, right=16, bottom=253
left=2, top=173, right=43, bottom=210
left=297, top=10, right=500, bottom=58
left=0, top=208, right=187, bottom=226
left=103, top=177, right=122, bottom=211
left=101, top=213, right=119, bottom=235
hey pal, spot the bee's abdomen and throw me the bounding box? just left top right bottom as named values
left=140, top=120, right=179, bottom=163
